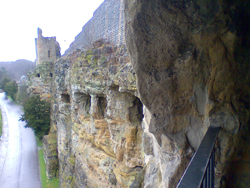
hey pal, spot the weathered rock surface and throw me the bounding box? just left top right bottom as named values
left=52, top=41, right=144, bottom=187
left=27, top=61, right=54, bottom=99
left=43, top=133, right=58, bottom=179
left=27, top=29, right=61, bottom=182
left=124, top=0, right=250, bottom=187
left=26, top=0, right=250, bottom=187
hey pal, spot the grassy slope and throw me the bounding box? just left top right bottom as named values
left=37, top=138, right=59, bottom=188
left=7, top=96, right=13, bottom=101
left=0, top=108, right=2, bottom=136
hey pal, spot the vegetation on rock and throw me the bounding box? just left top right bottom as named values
left=37, top=137, right=59, bottom=187
left=20, top=95, right=51, bottom=139
left=0, top=67, right=18, bottom=101
left=0, top=67, right=9, bottom=86
left=43, top=133, right=59, bottom=179
left=0, top=76, right=10, bottom=90
left=16, top=84, right=29, bottom=104
left=38, top=148, right=59, bottom=188
left=4, top=81, right=18, bottom=100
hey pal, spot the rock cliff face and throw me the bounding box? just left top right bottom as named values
left=28, top=61, right=54, bottom=99
left=52, top=40, right=144, bottom=187
left=27, top=0, right=250, bottom=187
left=124, top=0, right=250, bottom=187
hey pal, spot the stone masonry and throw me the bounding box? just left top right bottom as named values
left=28, top=28, right=61, bottom=99
left=35, top=28, right=61, bottom=66
left=65, top=0, right=125, bottom=55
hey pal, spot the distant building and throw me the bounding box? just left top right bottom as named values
left=21, top=75, right=26, bottom=80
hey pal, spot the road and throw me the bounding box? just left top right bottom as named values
left=0, top=93, right=41, bottom=188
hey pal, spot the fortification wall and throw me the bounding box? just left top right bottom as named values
left=65, top=0, right=125, bottom=55
left=36, top=28, right=61, bottom=65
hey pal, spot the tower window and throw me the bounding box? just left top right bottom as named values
left=48, top=50, right=51, bottom=58
left=61, top=94, right=70, bottom=103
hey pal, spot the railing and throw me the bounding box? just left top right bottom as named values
left=177, top=126, right=220, bottom=188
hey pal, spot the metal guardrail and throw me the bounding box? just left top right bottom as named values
left=177, top=126, right=220, bottom=188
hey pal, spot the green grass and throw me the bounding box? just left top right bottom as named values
left=7, top=96, right=13, bottom=100
left=37, top=137, right=43, bottom=147
left=7, top=95, right=17, bottom=104
left=38, top=140, right=59, bottom=188
left=0, top=109, right=2, bottom=136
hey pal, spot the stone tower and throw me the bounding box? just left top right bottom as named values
left=35, top=28, right=61, bottom=66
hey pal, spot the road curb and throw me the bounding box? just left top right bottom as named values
left=0, top=105, right=9, bottom=177
left=35, top=137, right=42, bottom=188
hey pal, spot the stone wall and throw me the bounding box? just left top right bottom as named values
left=43, top=133, right=58, bottom=179
left=27, top=61, right=54, bottom=99
left=65, top=0, right=125, bottom=55
left=35, top=28, right=61, bottom=66
left=29, top=30, right=61, bottom=180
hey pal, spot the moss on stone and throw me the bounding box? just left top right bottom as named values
left=43, top=133, right=58, bottom=179
left=69, top=155, right=75, bottom=166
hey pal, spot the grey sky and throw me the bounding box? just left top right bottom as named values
left=0, top=0, right=104, bottom=62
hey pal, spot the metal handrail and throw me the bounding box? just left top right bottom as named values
left=177, top=126, right=220, bottom=188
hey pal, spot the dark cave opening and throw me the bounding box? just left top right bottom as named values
left=129, top=97, right=144, bottom=124
left=96, top=96, right=107, bottom=119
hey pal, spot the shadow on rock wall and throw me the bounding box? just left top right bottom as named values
left=124, top=0, right=250, bottom=187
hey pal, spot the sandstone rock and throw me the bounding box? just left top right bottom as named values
left=113, top=162, right=144, bottom=188
left=124, top=0, right=250, bottom=187
left=195, top=86, right=207, bottom=116
left=143, top=160, right=162, bottom=188
left=143, top=132, right=154, bottom=156
left=161, top=134, right=175, bottom=154
left=43, top=133, right=59, bottom=179
left=210, top=107, right=239, bottom=134
left=186, top=126, right=207, bottom=150
left=27, top=61, right=54, bottom=99
left=51, top=43, right=144, bottom=187
left=27, top=0, right=250, bottom=187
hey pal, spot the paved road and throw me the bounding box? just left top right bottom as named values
left=0, top=93, right=41, bottom=188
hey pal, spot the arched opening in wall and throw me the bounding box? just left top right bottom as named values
left=74, top=93, right=91, bottom=117
left=36, top=73, right=40, bottom=78
left=50, top=73, right=53, bottom=77
left=96, top=96, right=107, bottom=119
left=61, top=94, right=70, bottom=103
left=48, top=50, right=51, bottom=58
left=129, top=97, right=144, bottom=124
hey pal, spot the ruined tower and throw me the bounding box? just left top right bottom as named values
left=35, top=28, right=61, bottom=66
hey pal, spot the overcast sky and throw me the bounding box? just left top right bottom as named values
left=0, top=0, right=104, bottom=62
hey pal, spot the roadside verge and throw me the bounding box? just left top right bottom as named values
left=0, top=105, right=9, bottom=177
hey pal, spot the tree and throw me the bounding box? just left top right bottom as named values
left=19, top=95, right=51, bottom=139
left=16, top=84, right=29, bottom=104
left=0, top=76, right=10, bottom=89
left=4, top=81, right=18, bottom=100
left=0, top=67, right=9, bottom=81
left=0, top=60, right=35, bottom=80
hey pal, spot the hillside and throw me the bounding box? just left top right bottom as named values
left=0, top=59, right=35, bottom=80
